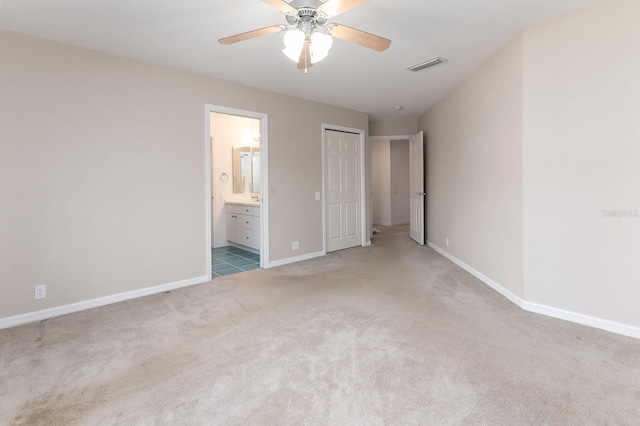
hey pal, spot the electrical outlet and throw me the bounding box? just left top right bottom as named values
left=446, top=238, right=449, bottom=247
left=315, top=192, right=321, bottom=201
left=35, top=285, right=46, bottom=300
left=292, top=241, right=300, bottom=250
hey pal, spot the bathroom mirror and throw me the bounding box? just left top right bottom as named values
left=232, top=147, right=260, bottom=194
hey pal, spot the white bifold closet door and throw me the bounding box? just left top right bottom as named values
left=325, top=129, right=361, bottom=252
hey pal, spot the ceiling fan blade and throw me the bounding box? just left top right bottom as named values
left=218, top=25, right=283, bottom=45
left=262, top=0, right=297, bottom=13
left=297, top=40, right=313, bottom=72
left=330, top=24, right=391, bottom=51
left=318, top=0, right=370, bottom=17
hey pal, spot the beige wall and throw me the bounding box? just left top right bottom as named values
left=372, top=140, right=391, bottom=226
left=418, top=0, right=640, bottom=331
left=4, top=0, right=638, bottom=333
left=522, top=0, right=640, bottom=326
left=418, top=35, right=525, bottom=299
left=390, top=141, right=410, bottom=225
left=369, top=119, right=417, bottom=137
left=0, top=30, right=368, bottom=320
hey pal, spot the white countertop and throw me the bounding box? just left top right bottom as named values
left=225, top=200, right=260, bottom=207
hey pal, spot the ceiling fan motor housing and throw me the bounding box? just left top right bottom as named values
left=287, top=6, right=328, bottom=35
left=219, top=0, right=392, bottom=71
left=297, top=7, right=317, bottom=18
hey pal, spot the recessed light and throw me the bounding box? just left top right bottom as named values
left=393, top=106, right=404, bottom=111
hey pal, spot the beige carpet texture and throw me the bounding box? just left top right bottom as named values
left=1, top=226, right=639, bottom=425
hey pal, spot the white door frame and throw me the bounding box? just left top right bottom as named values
left=369, top=132, right=427, bottom=242
left=322, top=124, right=368, bottom=254
left=205, top=104, right=269, bottom=275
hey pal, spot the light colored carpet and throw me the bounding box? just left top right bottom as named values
left=1, top=225, right=639, bottom=425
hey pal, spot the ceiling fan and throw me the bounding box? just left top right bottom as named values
left=218, top=0, right=391, bottom=73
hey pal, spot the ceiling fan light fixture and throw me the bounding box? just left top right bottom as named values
left=283, top=27, right=333, bottom=65
left=309, top=29, right=332, bottom=64
left=283, top=28, right=306, bottom=63
left=310, top=48, right=329, bottom=64
left=310, top=29, right=333, bottom=54
left=283, top=28, right=305, bottom=50
left=283, top=46, right=301, bottom=62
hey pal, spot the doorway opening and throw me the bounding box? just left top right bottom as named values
left=205, top=105, right=269, bottom=279
left=371, top=138, right=410, bottom=227
left=370, top=132, right=425, bottom=245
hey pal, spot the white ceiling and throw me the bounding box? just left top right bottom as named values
left=0, top=0, right=602, bottom=120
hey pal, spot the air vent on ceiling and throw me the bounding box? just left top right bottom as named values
left=407, top=56, right=448, bottom=72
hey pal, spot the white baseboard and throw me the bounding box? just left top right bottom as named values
left=523, top=302, right=640, bottom=340
left=266, top=250, right=325, bottom=268
left=7, top=244, right=638, bottom=340
left=373, top=222, right=409, bottom=227
left=427, top=241, right=640, bottom=340
left=267, top=242, right=372, bottom=267
left=427, top=241, right=524, bottom=307
left=0, top=275, right=210, bottom=330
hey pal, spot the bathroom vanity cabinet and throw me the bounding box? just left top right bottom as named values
left=226, top=203, right=260, bottom=251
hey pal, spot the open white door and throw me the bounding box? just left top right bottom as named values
left=409, top=131, right=425, bottom=245
left=325, top=129, right=362, bottom=252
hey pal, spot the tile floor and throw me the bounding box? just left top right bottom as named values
left=211, top=246, right=260, bottom=278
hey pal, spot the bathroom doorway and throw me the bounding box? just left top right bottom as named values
left=205, top=105, right=269, bottom=278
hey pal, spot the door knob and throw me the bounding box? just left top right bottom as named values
left=418, top=192, right=426, bottom=196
